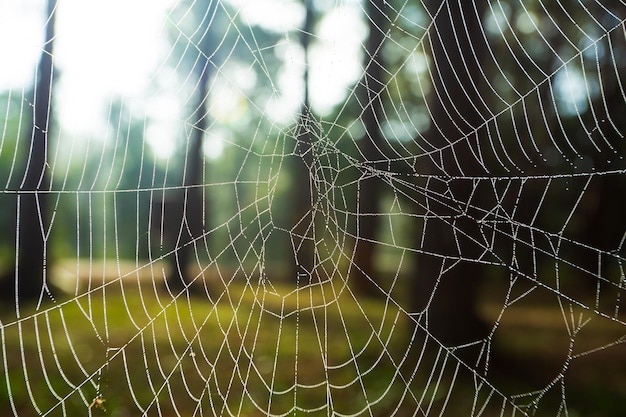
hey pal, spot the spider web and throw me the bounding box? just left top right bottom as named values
left=1, top=0, right=626, bottom=416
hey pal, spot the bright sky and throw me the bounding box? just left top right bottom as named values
left=0, top=0, right=366, bottom=159
left=0, top=0, right=44, bottom=89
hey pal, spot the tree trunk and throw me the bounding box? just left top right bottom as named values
left=1, top=0, right=57, bottom=306
left=350, top=0, right=388, bottom=296
left=411, top=1, right=491, bottom=346
left=291, top=0, right=316, bottom=283
left=166, top=58, right=210, bottom=293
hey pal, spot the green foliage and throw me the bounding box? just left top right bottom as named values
left=2, top=280, right=625, bottom=416
left=0, top=281, right=417, bottom=416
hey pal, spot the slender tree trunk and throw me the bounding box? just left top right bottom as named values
left=2, top=0, right=57, bottom=305
left=350, top=0, right=388, bottom=296
left=166, top=58, right=210, bottom=293
left=411, top=1, right=491, bottom=346
left=291, top=0, right=316, bottom=283
left=568, top=66, right=626, bottom=305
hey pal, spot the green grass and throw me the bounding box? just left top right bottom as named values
left=1, top=278, right=424, bottom=416
left=1, top=275, right=625, bottom=417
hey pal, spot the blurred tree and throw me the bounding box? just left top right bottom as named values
left=410, top=0, right=492, bottom=346
left=164, top=0, right=218, bottom=292
left=108, top=100, right=156, bottom=261
left=349, top=0, right=389, bottom=296
left=291, top=0, right=316, bottom=283
left=408, top=0, right=626, bottom=346
left=0, top=0, right=57, bottom=305
left=0, top=93, right=23, bottom=269
left=546, top=2, right=626, bottom=302
left=163, top=0, right=310, bottom=285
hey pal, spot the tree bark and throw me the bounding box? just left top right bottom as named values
left=291, top=0, right=316, bottom=283
left=350, top=0, right=388, bottom=296
left=1, top=0, right=57, bottom=306
left=166, top=52, right=211, bottom=293
left=411, top=1, right=491, bottom=346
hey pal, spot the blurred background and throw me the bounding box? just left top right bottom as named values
left=1, top=0, right=626, bottom=416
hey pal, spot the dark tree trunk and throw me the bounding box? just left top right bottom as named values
left=566, top=52, right=626, bottom=312
left=291, top=0, right=316, bottom=283
left=350, top=0, right=388, bottom=296
left=164, top=0, right=220, bottom=293
left=1, top=0, right=57, bottom=306
left=166, top=57, right=211, bottom=293
left=411, top=1, right=491, bottom=346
